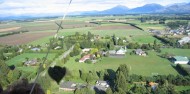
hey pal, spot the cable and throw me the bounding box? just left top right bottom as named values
left=29, top=0, right=73, bottom=94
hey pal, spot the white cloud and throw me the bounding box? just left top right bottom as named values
left=0, top=0, right=189, bottom=16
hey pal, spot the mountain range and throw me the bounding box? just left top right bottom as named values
left=78, top=2, right=190, bottom=15
left=1, top=2, right=190, bottom=20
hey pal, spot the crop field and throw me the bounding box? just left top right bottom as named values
left=0, top=20, right=97, bottom=32
left=55, top=22, right=158, bottom=44
left=6, top=53, right=56, bottom=66
left=0, top=32, right=55, bottom=45
left=0, top=27, right=21, bottom=33
left=63, top=51, right=179, bottom=76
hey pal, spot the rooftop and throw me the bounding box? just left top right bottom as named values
left=173, top=56, right=189, bottom=61
left=60, top=81, right=76, bottom=89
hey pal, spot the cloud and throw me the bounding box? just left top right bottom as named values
left=0, top=0, right=189, bottom=16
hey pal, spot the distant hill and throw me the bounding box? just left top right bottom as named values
left=127, top=4, right=164, bottom=13
left=1, top=2, right=190, bottom=20
left=98, top=5, right=129, bottom=15
left=80, top=2, right=190, bottom=15
left=160, top=3, right=190, bottom=13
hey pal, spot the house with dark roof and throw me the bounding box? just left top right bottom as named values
left=59, top=81, right=77, bottom=91
left=172, top=56, right=189, bottom=64
left=94, top=80, right=109, bottom=91
left=135, top=49, right=146, bottom=56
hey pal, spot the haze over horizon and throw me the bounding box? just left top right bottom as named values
left=0, top=0, right=190, bottom=17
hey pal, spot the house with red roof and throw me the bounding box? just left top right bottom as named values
left=79, top=54, right=91, bottom=63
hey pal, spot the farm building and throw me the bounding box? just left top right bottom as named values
left=172, top=56, right=189, bottom=64
left=54, top=46, right=61, bottom=50
left=24, top=59, right=38, bottom=66
left=82, top=48, right=91, bottom=53
left=109, top=46, right=127, bottom=56
left=31, top=47, right=41, bottom=51
left=135, top=49, right=146, bottom=56
left=59, top=81, right=77, bottom=91
left=178, top=36, right=190, bottom=45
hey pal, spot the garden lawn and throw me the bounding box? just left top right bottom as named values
left=63, top=51, right=179, bottom=76
left=6, top=53, right=56, bottom=66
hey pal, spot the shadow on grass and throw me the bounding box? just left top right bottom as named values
left=93, top=86, right=106, bottom=94
left=171, top=64, right=188, bottom=76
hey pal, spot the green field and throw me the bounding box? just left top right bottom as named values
left=6, top=53, right=56, bottom=66
left=63, top=51, right=179, bottom=76
left=17, top=66, right=38, bottom=72
left=161, top=48, right=190, bottom=57
left=175, top=86, right=190, bottom=92
left=29, top=24, right=153, bottom=45
left=131, top=35, right=161, bottom=44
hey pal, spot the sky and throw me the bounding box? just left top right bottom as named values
left=0, top=0, right=190, bottom=16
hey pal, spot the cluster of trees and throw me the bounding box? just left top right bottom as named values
left=0, top=46, right=22, bottom=60
left=181, top=43, right=190, bottom=49
left=154, top=35, right=179, bottom=48
left=106, top=64, right=190, bottom=94
left=70, top=43, right=80, bottom=57
left=139, top=16, right=166, bottom=24
left=0, top=30, right=29, bottom=37
left=127, top=40, right=161, bottom=52
left=49, top=38, right=63, bottom=50
left=155, top=35, right=190, bottom=49
left=0, top=60, right=22, bottom=87
left=166, top=21, right=189, bottom=29
left=64, top=32, right=115, bottom=50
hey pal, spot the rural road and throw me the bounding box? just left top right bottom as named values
left=41, top=45, right=75, bottom=76
left=60, top=45, right=75, bottom=59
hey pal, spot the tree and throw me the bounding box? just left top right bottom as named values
left=0, top=60, right=10, bottom=74
left=99, top=70, right=105, bottom=80
left=115, top=71, right=128, bottom=92
left=116, top=64, right=129, bottom=79
left=86, top=73, right=93, bottom=83
left=75, top=58, right=79, bottom=62
left=112, top=34, right=117, bottom=45
left=106, top=87, right=113, bottom=94
left=37, top=74, right=51, bottom=91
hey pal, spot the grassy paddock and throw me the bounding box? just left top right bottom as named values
left=161, top=48, right=190, bottom=57
left=63, top=51, right=179, bottom=76
left=6, top=53, right=56, bottom=66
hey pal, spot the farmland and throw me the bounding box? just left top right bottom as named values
left=0, top=15, right=190, bottom=94
left=93, top=25, right=136, bottom=30
left=0, top=32, right=55, bottom=45
left=0, top=27, right=21, bottom=33
left=63, top=51, right=179, bottom=76
left=6, top=53, right=56, bottom=66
